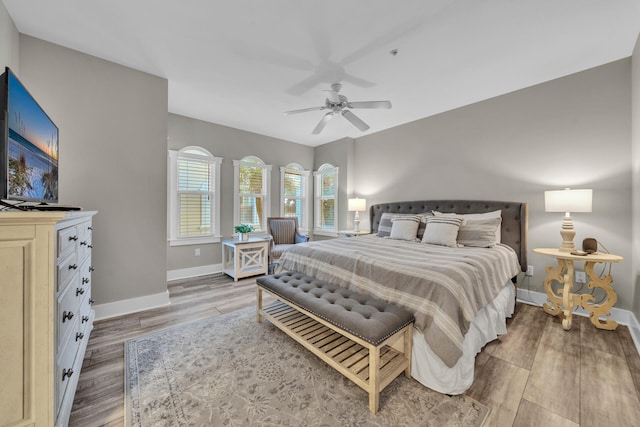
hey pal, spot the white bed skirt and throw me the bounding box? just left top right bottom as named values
left=411, top=281, right=516, bottom=395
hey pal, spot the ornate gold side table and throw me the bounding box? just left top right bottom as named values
left=533, top=248, right=623, bottom=331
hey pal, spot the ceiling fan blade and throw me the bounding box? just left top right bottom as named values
left=342, top=110, right=370, bottom=131
left=324, top=89, right=341, bottom=103
left=283, top=106, right=326, bottom=115
left=312, top=112, right=334, bottom=134
left=347, top=100, right=392, bottom=109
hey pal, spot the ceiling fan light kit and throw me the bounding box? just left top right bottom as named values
left=284, top=83, right=392, bottom=134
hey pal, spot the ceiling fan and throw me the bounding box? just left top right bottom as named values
left=284, top=83, right=392, bottom=134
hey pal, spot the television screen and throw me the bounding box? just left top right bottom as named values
left=1, top=67, right=58, bottom=203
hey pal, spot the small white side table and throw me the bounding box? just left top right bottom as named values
left=222, top=237, right=269, bottom=281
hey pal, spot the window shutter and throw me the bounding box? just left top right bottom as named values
left=177, top=157, right=213, bottom=238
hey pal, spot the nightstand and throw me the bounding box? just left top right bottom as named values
left=533, top=248, right=623, bottom=331
left=222, top=237, right=269, bottom=281
left=338, top=230, right=371, bottom=238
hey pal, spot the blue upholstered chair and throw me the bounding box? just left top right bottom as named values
left=266, top=217, right=309, bottom=265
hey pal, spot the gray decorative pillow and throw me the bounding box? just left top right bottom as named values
left=433, top=210, right=502, bottom=244
left=377, top=213, right=427, bottom=237
left=422, top=216, right=464, bottom=247
left=377, top=212, right=395, bottom=237
left=389, top=215, right=421, bottom=241
left=457, top=217, right=502, bottom=248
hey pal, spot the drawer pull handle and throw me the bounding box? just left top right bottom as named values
left=82, top=315, right=89, bottom=324
left=82, top=277, right=90, bottom=284
left=88, top=226, right=93, bottom=231
left=69, top=235, right=78, bottom=241
left=89, top=298, right=95, bottom=305
left=89, top=266, right=95, bottom=272
left=62, top=368, right=74, bottom=381
left=62, top=311, right=74, bottom=322
left=76, top=332, right=84, bottom=341
left=76, top=288, right=85, bottom=296
left=80, top=241, right=87, bottom=246
left=88, top=245, right=93, bottom=249
left=69, top=264, right=78, bottom=270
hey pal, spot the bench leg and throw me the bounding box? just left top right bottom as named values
left=256, top=287, right=263, bottom=323
left=404, top=325, right=412, bottom=378
left=368, top=344, right=380, bottom=414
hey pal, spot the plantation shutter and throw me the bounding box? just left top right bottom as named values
left=238, top=162, right=265, bottom=231
left=177, top=156, right=213, bottom=237
left=320, top=171, right=335, bottom=229
left=284, top=170, right=304, bottom=224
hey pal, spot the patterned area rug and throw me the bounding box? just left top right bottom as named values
left=125, top=307, right=489, bottom=426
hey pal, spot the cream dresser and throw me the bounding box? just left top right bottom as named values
left=0, top=210, right=96, bottom=427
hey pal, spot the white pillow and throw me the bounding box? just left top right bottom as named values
left=433, top=210, right=502, bottom=243
left=389, top=215, right=420, bottom=241
left=421, top=216, right=464, bottom=247
left=457, top=217, right=501, bottom=248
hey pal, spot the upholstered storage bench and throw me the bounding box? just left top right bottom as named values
left=256, top=271, right=414, bottom=414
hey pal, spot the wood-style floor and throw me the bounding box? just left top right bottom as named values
left=69, top=273, right=640, bottom=427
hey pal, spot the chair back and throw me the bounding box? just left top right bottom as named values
left=267, top=217, right=298, bottom=245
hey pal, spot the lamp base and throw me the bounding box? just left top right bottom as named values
left=558, top=215, right=576, bottom=252
left=353, top=211, right=361, bottom=233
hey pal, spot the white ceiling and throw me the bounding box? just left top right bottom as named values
left=4, top=0, right=640, bottom=147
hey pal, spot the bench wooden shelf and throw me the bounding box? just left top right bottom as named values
left=257, top=287, right=412, bottom=414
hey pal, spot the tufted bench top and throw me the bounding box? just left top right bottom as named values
left=256, top=271, right=414, bottom=346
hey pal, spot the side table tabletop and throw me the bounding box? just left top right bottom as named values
left=338, top=230, right=371, bottom=238
left=222, top=237, right=269, bottom=281
left=533, top=248, right=623, bottom=331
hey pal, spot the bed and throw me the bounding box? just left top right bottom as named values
left=277, top=200, right=528, bottom=394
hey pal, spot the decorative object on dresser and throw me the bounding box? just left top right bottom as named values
left=347, top=197, right=366, bottom=232
left=0, top=210, right=96, bottom=427
left=544, top=188, right=592, bottom=252
left=534, top=247, right=623, bottom=330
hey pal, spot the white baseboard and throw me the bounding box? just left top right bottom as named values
left=516, top=288, right=640, bottom=356
left=93, top=291, right=170, bottom=321
left=167, top=263, right=222, bottom=281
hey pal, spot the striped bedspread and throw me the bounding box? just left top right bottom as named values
left=277, top=235, right=520, bottom=367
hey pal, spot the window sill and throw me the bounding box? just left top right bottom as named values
left=169, top=235, right=222, bottom=246
left=313, top=230, right=338, bottom=238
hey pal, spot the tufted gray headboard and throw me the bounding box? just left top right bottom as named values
left=369, top=200, right=528, bottom=273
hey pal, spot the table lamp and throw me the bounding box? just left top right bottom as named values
left=348, top=198, right=366, bottom=232
left=544, top=188, right=592, bottom=252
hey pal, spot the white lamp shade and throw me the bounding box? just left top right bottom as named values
left=348, top=198, right=366, bottom=212
left=545, top=189, right=592, bottom=213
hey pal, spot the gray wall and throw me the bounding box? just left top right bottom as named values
left=167, top=113, right=314, bottom=271
left=633, top=35, right=640, bottom=320
left=349, top=59, right=634, bottom=310
left=18, top=36, right=169, bottom=304
left=0, top=1, right=19, bottom=72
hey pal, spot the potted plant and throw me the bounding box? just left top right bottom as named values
left=234, top=224, right=254, bottom=241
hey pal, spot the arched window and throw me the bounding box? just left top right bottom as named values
left=233, top=156, right=272, bottom=233
left=280, top=163, right=310, bottom=233
left=314, top=163, right=339, bottom=235
left=168, top=146, right=222, bottom=245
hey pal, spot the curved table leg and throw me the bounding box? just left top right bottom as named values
left=543, top=259, right=567, bottom=317
left=561, top=261, right=575, bottom=330
left=583, top=262, right=618, bottom=330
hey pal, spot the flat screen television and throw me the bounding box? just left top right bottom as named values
left=0, top=66, right=59, bottom=205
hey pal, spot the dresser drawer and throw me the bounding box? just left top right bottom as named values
left=57, top=252, right=79, bottom=291
left=57, top=225, right=79, bottom=260
left=57, top=281, right=81, bottom=353
left=78, top=222, right=93, bottom=263
left=55, top=329, right=81, bottom=416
